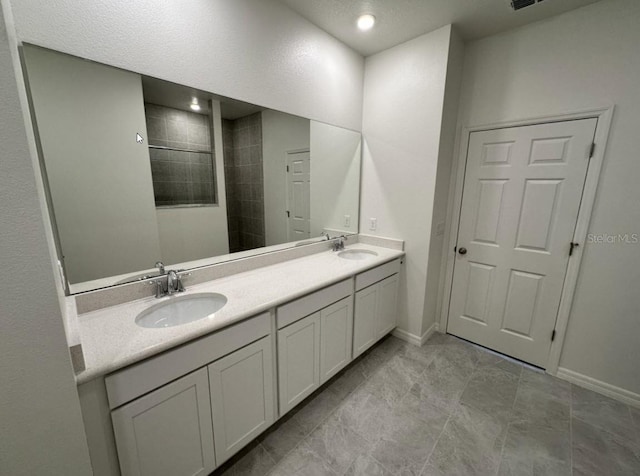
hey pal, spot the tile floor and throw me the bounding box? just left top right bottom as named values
left=212, top=333, right=640, bottom=475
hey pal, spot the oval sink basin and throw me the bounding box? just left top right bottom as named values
left=338, top=249, right=378, bottom=260
left=135, top=293, right=227, bottom=328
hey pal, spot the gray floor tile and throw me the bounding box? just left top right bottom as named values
left=362, top=353, right=417, bottom=406
left=305, top=415, right=372, bottom=474
left=326, top=361, right=366, bottom=401
left=333, top=385, right=394, bottom=443
left=520, top=368, right=571, bottom=403
left=259, top=413, right=307, bottom=463
left=292, top=387, right=342, bottom=435
left=269, top=441, right=338, bottom=476
left=572, top=385, right=637, bottom=441
left=424, top=332, right=468, bottom=346
left=475, top=349, right=523, bottom=377
left=497, top=453, right=571, bottom=476
left=217, top=442, right=276, bottom=476
left=630, top=406, right=640, bottom=440
left=345, top=454, right=392, bottom=476
left=459, top=366, right=519, bottom=422
left=410, top=346, right=476, bottom=411
left=512, top=382, right=570, bottom=429
left=572, top=417, right=640, bottom=476
left=425, top=401, right=509, bottom=476
left=501, top=419, right=571, bottom=470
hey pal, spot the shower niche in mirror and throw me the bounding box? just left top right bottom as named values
left=22, top=44, right=361, bottom=293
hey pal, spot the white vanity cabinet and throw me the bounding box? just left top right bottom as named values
left=111, top=368, right=216, bottom=476
left=276, top=279, right=353, bottom=415
left=353, top=259, right=401, bottom=358
left=106, top=313, right=274, bottom=476
left=208, top=336, right=274, bottom=465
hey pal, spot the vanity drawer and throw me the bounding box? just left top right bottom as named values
left=276, top=279, right=352, bottom=329
left=105, top=312, right=270, bottom=409
left=355, top=259, right=401, bottom=291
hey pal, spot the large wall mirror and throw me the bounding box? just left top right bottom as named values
left=22, top=45, right=362, bottom=294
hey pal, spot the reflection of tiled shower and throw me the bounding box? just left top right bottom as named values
left=144, top=103, right=215, bottom=207
left=222, top=113, right=265, bottom=253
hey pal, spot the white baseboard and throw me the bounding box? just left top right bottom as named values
left=392, top=323, right=436, bottom=346
left=556, top=367, right=640, bottom=409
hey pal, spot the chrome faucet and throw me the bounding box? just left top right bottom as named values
left=148, top=265, right=191, bottom=298
left=321, top=231, right=331, bottom=241
left=166, top=270, right=179, bottom=295
left=331, top=235, right=347, bottom=252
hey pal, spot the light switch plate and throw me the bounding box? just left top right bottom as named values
left=344, top=215, right=351, bottom=227
left=369, top=218, right=377, bottom=231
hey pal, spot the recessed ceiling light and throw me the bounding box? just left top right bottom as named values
left=190, top=98, right=201, bottom=111
left=357, top=14, right=376, bottom=31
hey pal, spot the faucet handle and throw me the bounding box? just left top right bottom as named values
left=155, top=261, right=165, bottom=275
left=148, top=279, right=164, bottom=298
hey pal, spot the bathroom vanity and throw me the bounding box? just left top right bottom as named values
left=75, top=242, right=403, bottom=476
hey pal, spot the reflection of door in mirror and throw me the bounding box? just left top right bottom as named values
left=286, top=150, right=311, bottom=241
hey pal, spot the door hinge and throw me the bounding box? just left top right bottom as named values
left=286, top=210, right=290, bottom=218
left=551, top=329, right=556, bottom=342
left=286, top=165, right=290, bottom=172
left=589, top=142, right=596, bottom=159
left=569, top=242, right=580, bottom=256
left=454, top=246, right=457, bottom=253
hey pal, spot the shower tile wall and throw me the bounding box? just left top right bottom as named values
left=222, top=113, right=265, bottom=252
left=145, top=103, right=215, bottom=207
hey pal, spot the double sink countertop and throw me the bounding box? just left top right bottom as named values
left=75, top=243, right=404, bottom=385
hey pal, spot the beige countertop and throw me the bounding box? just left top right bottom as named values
left=75, top=243, right=404, bottom=385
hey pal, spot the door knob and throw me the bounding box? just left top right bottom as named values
left=458, top=247, right=467, bottom=255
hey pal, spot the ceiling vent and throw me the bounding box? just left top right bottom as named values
left=511, top=0, right=543, bottom=11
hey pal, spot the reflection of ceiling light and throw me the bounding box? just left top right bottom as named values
left=190, top=98, right=201, bottom=111
left=357, top=14, right=375, bottom=31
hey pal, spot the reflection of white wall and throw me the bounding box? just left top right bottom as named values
left=261, top=110, right=310, bottom=246
left=310, top=121, right=361, bottom=237
left=456, top=0, right=640, bottom=396
left=23, top=45, right=161, bottom=284
left=157, top=207, right=229, bottom=265
left=156, top=99, right=230, bottom=264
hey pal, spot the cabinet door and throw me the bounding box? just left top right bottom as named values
left=278, top=312, right=320, bottom=415
left=353, top=284, right=379, bottom=358
left=320, top=297, right=354, bottom=384
left=111, top=368, right=215, bottom=476
left=376, top=274, right=399, bottom=338
left=208, top=336, right=274, bottom=465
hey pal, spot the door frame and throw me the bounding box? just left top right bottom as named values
left=438, top=106, right=614, bottom=374
left=285, top=148, right=311, bottom=242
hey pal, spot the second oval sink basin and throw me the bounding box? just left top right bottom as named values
left=136, top=293, right=227, bottom=328
left=338, top=249, right=378, bottom=260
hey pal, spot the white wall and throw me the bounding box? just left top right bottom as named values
left=262, top=110, right=310, bottom=245
left=424, top=28, right=464, bottom=335
left=360, top=25, right=456, bottom=338
left=23, top=45, right=162, bottom=284
left=456, top=0, right=640, bottom=394
left=0, top=2, right=92, bottom=474
left=9, top=0, right=364, bottom=132
left=310, top=121, right=361, bottom=236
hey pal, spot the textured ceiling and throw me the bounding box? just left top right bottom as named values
left=278, top=0, right=602, bottom=56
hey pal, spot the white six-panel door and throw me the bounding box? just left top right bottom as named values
left=286, top=150, right=311, bottom=241
left=448, top=118, right=597, bottom=367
